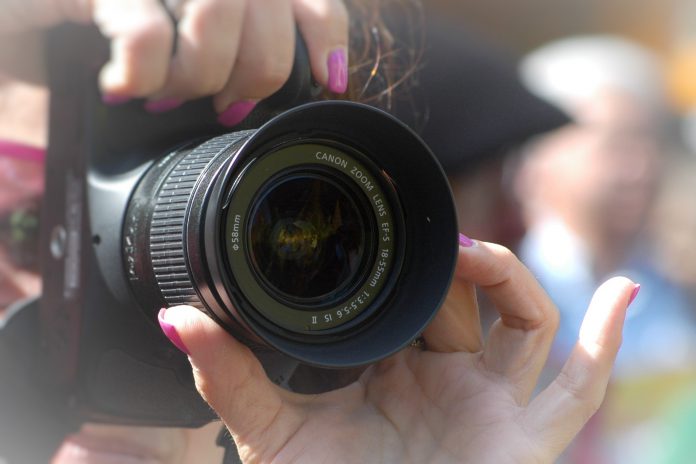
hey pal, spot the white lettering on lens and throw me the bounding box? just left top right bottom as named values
left=315, top=151, right=348, bottom=169
left=381, top=222, right=391, bottom=242
left=350, top=166, right=374, bottom=192
left=336, top=291, right=370, bottom=316
left=370, top=251, right=389, bottom=287
left=231, top=214, right=241, bottom=252
left=372, top=194, right=387, bottom=217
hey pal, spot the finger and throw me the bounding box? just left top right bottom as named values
left=422, top=269, right=483, bottom=353
left=523, top=277, right=638, bottom=460
left=158, top=306, right=305, bottom=456
left=93, top=0, right=174, bottom=98
left=456, top=237, right=559, bottom=401
left=293, top=0, right=349, bottom=93
left=213, top=0, right=295, bottom=125
left=149, top=0, right=246, bottom=106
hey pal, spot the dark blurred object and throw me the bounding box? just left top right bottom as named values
left=411, top=14, right=570, bottom=172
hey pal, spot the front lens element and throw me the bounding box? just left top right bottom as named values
left=249, top=174, right=367, bottom=304
left=224, top=143, right=397, bottom=333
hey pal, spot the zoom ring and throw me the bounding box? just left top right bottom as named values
left=150, top=131, right=253, bottom=308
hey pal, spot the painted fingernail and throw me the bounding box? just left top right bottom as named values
left=628, top=284, right=641, bottom=307
left=158, top=308, right=190, bottom=355
left=217, top=100, right=257, bottom=127
left=144, top=98, right=182, bottom=113
left=327, top=48, right=348, bottom=94
left=102, top=94, right=131, bottom=105
left=459, top=233, right=475, bottom=248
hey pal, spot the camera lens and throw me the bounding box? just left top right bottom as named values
left=248, top=171, right=372, bottom=306
left=125, top=101, right=458, bottom=369
left=221, top=142, right=396, bottom=335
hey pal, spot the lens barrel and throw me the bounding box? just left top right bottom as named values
left=125, top=101, right=458, bottom=368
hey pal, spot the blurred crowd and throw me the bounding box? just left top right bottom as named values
left=413, top=16, right=696, bottom=461
left=429, top=23, right=696, bottom=464
left=515, top=35, right=696, bottom=464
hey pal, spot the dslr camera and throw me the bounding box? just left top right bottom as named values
left=0, top=24, right=457, bottom=461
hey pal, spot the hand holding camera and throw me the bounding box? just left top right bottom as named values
left=162, top=242, right=639, bottom=464
left=0, top=2, right=640, bottom=463
left=0, top=0, right=349, bottom=121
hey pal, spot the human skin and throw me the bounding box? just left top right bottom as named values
left=0, top=0, right=350, bottom=123
left=0, top=1, right=347, bottom=461
left=162, top=240, right=638, bottom=464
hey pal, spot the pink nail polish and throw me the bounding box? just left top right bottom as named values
left=628, top=284, right=641, bottom=307
left=327, top=48, right=348, bottom=94
left=217, top=100, right=257, bottom=127
left=158, top=308, right=190, bottom=355
left=459, top=233, right=475, bottom=248
left=102, top=94, right=131, bottom=105
left=144, top=98, right=182, bottom=113
left=0, top=140, right=45, bottom=163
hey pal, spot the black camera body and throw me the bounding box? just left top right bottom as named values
left=7, top=24, right=458, bottom=441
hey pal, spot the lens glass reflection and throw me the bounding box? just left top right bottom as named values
left=249, top=174, right=367, bottom=304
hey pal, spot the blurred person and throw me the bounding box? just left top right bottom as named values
left=639, top=153, right=696, bottom=464
left=410, top=14, right=569, bottom=250
left=0, top=5, right=640, bottom=464
left=516, top=35, right=696, bottom=463
left=650, top=154, right=696, bottom=298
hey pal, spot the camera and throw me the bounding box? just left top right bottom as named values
left=0, top=23, right=457, bottom=458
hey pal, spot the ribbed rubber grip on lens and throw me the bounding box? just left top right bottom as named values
left=150, top=132, right=252, bottom=308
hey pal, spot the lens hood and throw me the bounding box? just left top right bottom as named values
left=128, top=101, right=458, bottom=369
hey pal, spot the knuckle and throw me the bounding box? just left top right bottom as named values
left=192, top=366, right=216, bottom=407
left=482, top=243, right=517, bottom=281
left=242, top=55, right=292, bottom=98
left=261, top=63, right=292, bottom=94
left=555, top=371, right=603, bottom=417
left=117, top=17, right=173, bottom=93
left=188, top=0, right=244, bottom=32
left=182, top=67, right=228, bottom=97
left=491, top=243, right=517, bottom=264
left=124, top=15, right=173, bottom=54
left=547, top=305, right=561, bottom=331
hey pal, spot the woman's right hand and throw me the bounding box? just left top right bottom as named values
left=0, top=0, right=349, bottom=125
left=161, top=238, right=638, bottom=463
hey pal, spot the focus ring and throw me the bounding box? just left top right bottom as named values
left=150, top=131, right=253, bottom=308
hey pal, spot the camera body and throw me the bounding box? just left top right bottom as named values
left=31, top=24, right=458, bottom=431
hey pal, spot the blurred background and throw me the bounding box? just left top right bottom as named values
left=428, top=0, right=696, bottom=463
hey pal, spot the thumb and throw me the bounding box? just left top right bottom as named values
left=157, top=306, right=302, bottom=455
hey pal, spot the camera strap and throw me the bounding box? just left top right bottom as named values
left=0, top=298, right=79, bottom=463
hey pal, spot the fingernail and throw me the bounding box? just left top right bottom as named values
left=327, top=48, right=348, bottom=94
left=628, top=284, right=641, bottom=307
left=144, top=98, right=182, bottom=113
left=102, top=94, right=131, bottom=105
left=158, top=308, right=190, bottom=355
left=459, top=233, right=475, bottom=248
left=217, top=100, right=257, bottom=127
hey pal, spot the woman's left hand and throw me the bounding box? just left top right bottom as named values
left=0, top=0, right=349, bottom=123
